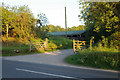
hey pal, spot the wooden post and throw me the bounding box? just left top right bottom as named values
left=45, top=38, right=48, bottom=50
left=77, top=40, right=79, bottom=51
left=29, top=41, right=31, bottom=52
left=83, top=41, right=86, bottom=45
left=73, top=39, right=75, bottom=53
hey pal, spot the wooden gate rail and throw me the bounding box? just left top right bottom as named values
left=73, top=39, right=86, bottom=53
left=29, top=38, right=48, bottom=51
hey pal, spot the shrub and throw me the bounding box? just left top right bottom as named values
left=66, top=48, right=120, bottom=70
left=48, top=42, right=57, bottom=50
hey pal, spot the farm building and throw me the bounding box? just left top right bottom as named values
left=48, top=30, right=86, bottom=40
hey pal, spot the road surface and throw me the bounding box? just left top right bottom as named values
left=2, top=49, right=120, bottom=80
left=2, top=59, right=119, bottom=80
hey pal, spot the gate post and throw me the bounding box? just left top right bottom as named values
left=73, top=39, right=75, bottom=53
left=77, top=40, right=79, bottom=51
left=29, top=40, right=32, bottom=52
left=44, top=38, right=48, bottom=50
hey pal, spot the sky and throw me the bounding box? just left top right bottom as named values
left=1, top=0, right=84, bottom=28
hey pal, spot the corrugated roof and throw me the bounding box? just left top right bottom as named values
left=48, top=30, right=85, bottom=36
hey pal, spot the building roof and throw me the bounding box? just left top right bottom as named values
left=48, top=30, right=85, bottom=36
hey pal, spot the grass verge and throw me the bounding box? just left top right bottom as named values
left=65, top=48, right=120, bottom=71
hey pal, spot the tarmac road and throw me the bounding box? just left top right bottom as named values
left=2, top=59, right=119, bottom=80
left=2, top=49, right=120, bottom=80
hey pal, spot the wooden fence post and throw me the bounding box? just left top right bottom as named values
left=77, top=40, right=79, bottom=50
left=73, top=39, right=75, bottom=53
left=44, top=38, right=48, bottom=50
left=29, top=41, right=31, bottom=52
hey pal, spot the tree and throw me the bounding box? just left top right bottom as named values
left=67, top=25, right=86, bottom=31
left=79, top=2, right=120, bottom=48
left=2, top=4, right=36, bottom=41
left=47, top=25, right=65, bottom=32
left=35, top=12, right=49, bottom=38
left=37, top=12, right=49, bottom=27
left=1, top=3, right=16, bottom=46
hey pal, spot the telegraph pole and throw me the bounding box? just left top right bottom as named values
left=65, top=7, right=67, bottom=37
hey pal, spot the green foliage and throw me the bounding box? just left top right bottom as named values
left=2, top=38, right=31, bottom=56
left=109, top=31, right=120, bottom=50
left=66, top=33, right=119, bottom=70
left=1, top=4, right=36, bottom=40
left=101, top=36, right=108, bottom=48
left=1, top=3, right=50, bottom=41
left=46, top=25, right=65, bottom=33
left=2, top=46, right=41, bottom=56
left=48, top=36, right=73, bottom=49
left=98, top=41, right=102, bottom=50
left=65, top=48, right=120, bottom=70
left=1, top=3, right=72, bottom=56
left=79, top=2, right=120, bottom=48
left=90, top=36, right=94, bottom=50
left=2, top=36, right=73, bottom=56
left=68, top=25, right=86, bottom=31
left=47, top=25, right=86, bottom=33
left=35, top=12, right=49, bottom=38
left=37, top=12, right=49, bottom=26
left=48, top=42, right=57, bottom=50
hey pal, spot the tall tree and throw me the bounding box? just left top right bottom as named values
left=2, top=4, right=36, bottom=40
left=79, top=1, right=120, bottom=48
left=35, top=12, right=49, bottom=38
left=37, top=12, right=49, bottom=27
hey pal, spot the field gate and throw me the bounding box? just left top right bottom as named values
left=73, top=39, right=86, bottom=53
left=29, top=38, right=48, bottom=51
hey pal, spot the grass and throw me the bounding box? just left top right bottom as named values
left=2, top=46, right=60, bottom=57
left=2, top=36, right=73, bottom=56
left=65, top=47, right=120, bottom=71
left=2, top=45, right=41, bottom=56
left=48, top=36, right=73, bottom=49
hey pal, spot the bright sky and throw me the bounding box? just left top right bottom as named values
left=1, top=0, right=84, bottom=28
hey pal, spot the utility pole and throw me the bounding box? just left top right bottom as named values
left=65, top=7, right=67, bottom=38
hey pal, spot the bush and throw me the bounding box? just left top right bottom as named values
left=48, top=42, right=58, bottom=50
left=65, top=48, right=120, bottom=71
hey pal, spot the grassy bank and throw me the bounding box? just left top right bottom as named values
left=48, top=36, right=72, bottom=49
left=65, top=47, right=120, bottom=71
left=2, top=46, right=39, bottom=56
left=2, top=36, right=72, bottom=56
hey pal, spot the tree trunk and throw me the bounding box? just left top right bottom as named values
left=6, top=24, right=8, bottom=46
